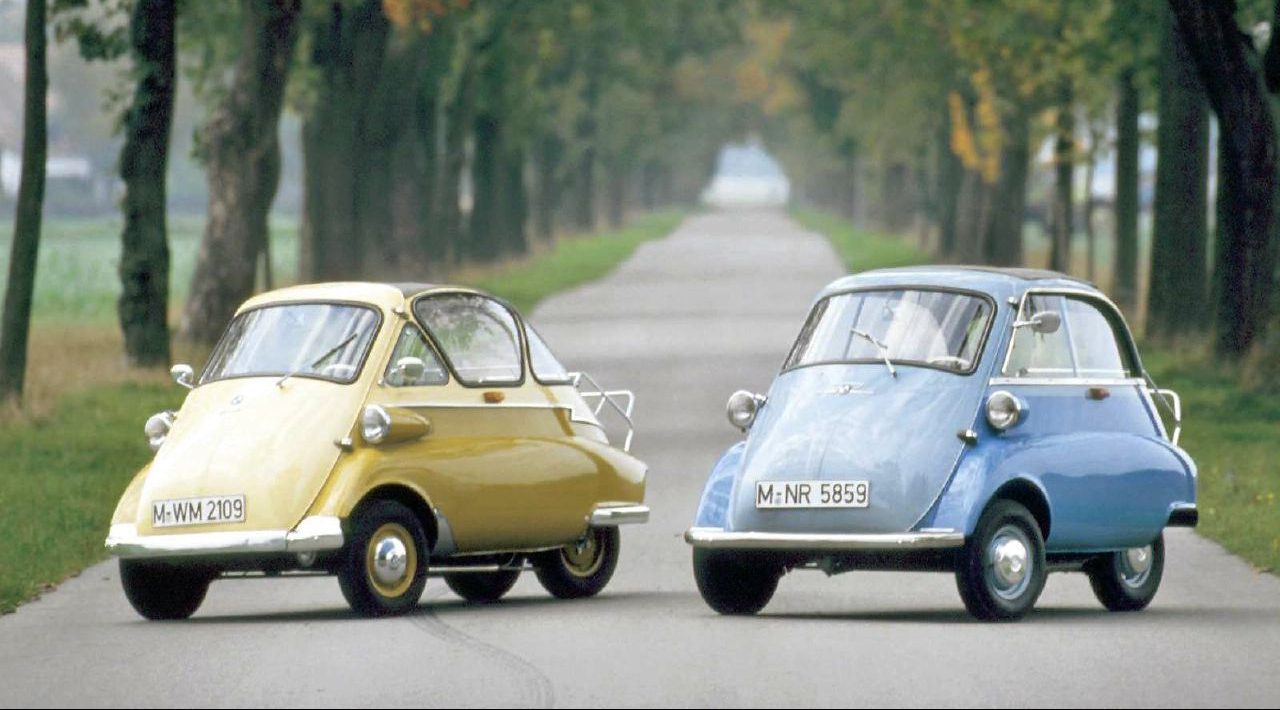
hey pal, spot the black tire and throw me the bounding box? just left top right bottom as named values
left=445, top=570, right=521, bottom=603
left=337, top=499, right=429, bottom=617
left=534, top=526, right=619, bottom=599
left=1087, top=533, right=1165, bottom=612
left=955, top=499, right=1047, bottom=621
left=692, top=548, right=781, bottom=616
left=119, top=559, right=212, bottom=620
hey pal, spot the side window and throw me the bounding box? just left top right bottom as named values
left=1003, top=295, right=1074, bottom=377
left=414, top=294, right=523, bottom=386
left=383, top=326, right=448, bottom=387
left=526, top=324, right=572, bottom=384
left=1065, top=298, right=1133, bottom=377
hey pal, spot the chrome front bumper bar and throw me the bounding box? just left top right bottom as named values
left=684, top=527, right=965, bottom=551
left=105, top=516, right=345, bottom=559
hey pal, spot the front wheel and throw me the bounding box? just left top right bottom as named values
left=1087, top=533, right=1165, bottom=612
left=119, top=559, right=212, bottom=620
left=692, top=548, right=781, bottom=616
left=534, top=526, right=619, bottom=599
left=955, top=499, right=1047, bottom=621
left=337, top=499, right=429, bottom=617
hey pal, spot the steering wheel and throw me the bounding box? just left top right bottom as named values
left=319, top=362, right=357, bottom=379
left=927, top=355, right=969, bottom=370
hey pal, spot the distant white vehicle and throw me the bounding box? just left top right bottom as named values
left=701, top=141, right=790, bottom=208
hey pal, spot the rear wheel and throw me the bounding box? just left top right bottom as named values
left=692, top=548, right=781, bottom=616
left=119, top=559, right=212, bottom=620
left=1087, top=533, right=1165, bottom=612
left=445, top=570, right=521, bottom=603
left=534, top=526, right=619, bottom=599
left=337, top=499, right=429, bottom=617
left=955, top=499, right=1047, bottom=621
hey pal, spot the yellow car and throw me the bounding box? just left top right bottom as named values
left=105, top=283, right=648, bottom=618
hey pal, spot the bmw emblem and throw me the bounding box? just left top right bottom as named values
left=230, top=394, right=243, bottom=406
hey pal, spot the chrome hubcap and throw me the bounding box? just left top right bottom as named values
left=986, top=525, right=1032, bottom=600
left=372, top=535, right=409, bottom=587
left=1118, top=545, right=1153, bottom=588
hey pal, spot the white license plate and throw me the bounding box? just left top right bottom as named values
left=152, top=495, right=246, bottom=528
left=755, top=481, right=870, bottom=509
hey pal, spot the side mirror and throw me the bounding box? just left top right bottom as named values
left=170, top=364, right=194, bottom=389
left=393, top=356, right=425, bottom=384
left=1013, top=311, right=1061, bottom=335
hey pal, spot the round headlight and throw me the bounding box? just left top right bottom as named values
left=726, top=390, right=764, bottom=431
left=144, top=411, right=174, bottom=451
left=361, top=405, right=392, bottom=444
left=986, top=391, right=1023, bottom=431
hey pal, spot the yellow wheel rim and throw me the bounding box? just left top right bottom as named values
left=561, top=530, right=605, bottom=578
left=365, top=522, right=417, bottom=598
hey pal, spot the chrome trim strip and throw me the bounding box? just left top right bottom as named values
left=988, top=377, right=1144, bottom=387
left=105, top=516, right=345, bottom=559
left=392, top=402, right=572, bottom=412
left=683, top=527, right=965, bottom=551
left=589, top=505, right=650, bottom=526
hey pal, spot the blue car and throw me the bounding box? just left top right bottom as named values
left=685, top=266, right=1196, bottom=620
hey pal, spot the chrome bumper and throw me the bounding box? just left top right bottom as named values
left=684, top=527, right=965, bottom=551
left=105, top=516, right=345, bottom=559
left=590, top=504, right=650, bottom=526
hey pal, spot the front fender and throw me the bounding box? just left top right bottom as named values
left=924, top=443, right=1029, bottom=537
left=694, top=441, right=747, bottom=528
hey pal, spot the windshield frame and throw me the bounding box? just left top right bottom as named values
left=198, top=299, right=385, bottom=387
left=781, top=285, right=997, bottom=377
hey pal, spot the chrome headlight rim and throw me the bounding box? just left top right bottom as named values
left=361, top=404, right=392, bottom=444
left=726, top=390, right=764, bottom=431
left=144, top=411, right=175, bottom=452
left=986, top=390, right=1024, bottom=431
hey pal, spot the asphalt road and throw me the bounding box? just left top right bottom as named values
left=2, top=209, right=1278, bottom=708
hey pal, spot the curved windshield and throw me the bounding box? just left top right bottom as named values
left=784, top=289, right=993, bottom=374
left=202, top=303, right=381, bottom=384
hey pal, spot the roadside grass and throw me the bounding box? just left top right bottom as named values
left=0, top=210, right=683, bottom=613
left=793, top=208, right=1280, bottom=575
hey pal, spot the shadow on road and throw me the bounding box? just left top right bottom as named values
left=757, top=604, right=1262, bottom=626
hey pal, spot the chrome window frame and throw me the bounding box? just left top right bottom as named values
left=410, top=290, right=529, bottom=389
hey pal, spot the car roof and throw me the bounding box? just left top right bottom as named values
left=818, top=265, right=1099, bottom=303
left=237, top=282, right=486, bottom=313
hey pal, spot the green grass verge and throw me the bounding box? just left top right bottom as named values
left=0, top=210, right=684, bottom=614
left=793, top=208, right=1279, bottom=575
left=0, top=382, right=184, bottom=613
left=462, top=210, right=685, bottom=313
left=0, top=215, right=299, bottom=325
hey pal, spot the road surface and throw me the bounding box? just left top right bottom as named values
left=2, top=210, right=1277, bottom=707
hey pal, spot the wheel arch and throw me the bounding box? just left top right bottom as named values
left=352, top=483, right=439, bottom=551
left=987, top=478, right=1052, bottom=542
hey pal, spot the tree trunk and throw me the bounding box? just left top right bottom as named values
left=1114, top=69, right=1141, bottom=310
left=114, top=0, right=176, bottom=366
left=1050, top=81, right=1075, bottom=273
left=180, top=0, right=301, bottom=345
left=501, top=148, right=528, bottom=255
left=533, top=133, right=564, bottom=241
left=300, top=0, right=389, bottom=281
left=1163, top=1, right=1268, bottom=347
left=606, top=163, right=627, bottom=229
left=936, top=108, right=962, bottom=259
left=1150, top=1, right=1210, bottom=339
left=0, top=0, right=47, bottom=401
left=440, top=49, right=472, bottom=264
left=469, top=109, right=501, bottom=261
left=1083, top=123, right=1101, bottom=283
left=984, top=108, right=1029, bottom=267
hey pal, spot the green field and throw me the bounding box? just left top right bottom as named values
left=792, top=208, right=1280, bottom=575
left=0, top=210, right=681, bottom=614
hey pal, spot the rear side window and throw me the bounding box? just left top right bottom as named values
left=526, top=324, right=572, bottom=384
left=414, top=294, right=523, bottom=386
left=1003, top=295, right=1134, bottom=378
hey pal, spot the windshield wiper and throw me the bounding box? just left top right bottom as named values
left=276, top=332, right=359, bottom=388
left=850, top=328, right=897, bottom=378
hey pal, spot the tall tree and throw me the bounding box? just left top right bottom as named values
left=1113, top=68, right=1141, bottom=310
left=1149, top=1, right=1210, bottom=339
left=1169, top=0, right=1278, bottom=356
left=0, top=0, right=48, bottom=401
left=116, top=0, right=176, bottom=365
left=179, top=0, right=301, bottom=345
